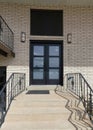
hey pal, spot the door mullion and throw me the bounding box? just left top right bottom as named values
left=44, top=44, right=48, bottom=84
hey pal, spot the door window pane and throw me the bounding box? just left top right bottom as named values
left=33, top=69, right=44, bottom=79
left=34, top=46, right=44, bottom=56
left=49, top=57, right=59, bottom=67
left=33, top=57, right=44, bottom=67
left=49, top=46, right=59, bottom=56
left=49, top=69, right=59, bottom=79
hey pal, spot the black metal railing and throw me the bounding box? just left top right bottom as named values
left=0, top=73, right=25, bottom=126
left=66, top=73, right=93, bottom=121
left=0, top=16, right=14, bottom=50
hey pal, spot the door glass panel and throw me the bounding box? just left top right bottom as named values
left=34, top=46, right=44, bottom=56
left=49, top=57, right=59, bottom=67
left=49, top=46, right=59, bottom=56
left=31, top=43, right=62, bottom=85
left=33, top=57, right=44, bottom=67
left=33, top=69, right=44, bottom=79
left=49, top=69, right=59, bottom=79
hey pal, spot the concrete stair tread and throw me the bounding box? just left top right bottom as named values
left=5, top=113, right=71, bottom=122
left=14, top=97, right=66, bottom=101
left=10, top=103, right=66, bottom=107
left=2, top=121, right=75, bottom=130
left=7, top=107, right=70, bottom=114
left=1, top=87, right=92, bottom=130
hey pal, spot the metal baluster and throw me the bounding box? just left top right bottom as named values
left=76, top=74, right=78, bottom=95
left=87, top=86, right=88, bottom=113
left=83, top=81, right=86, bottom=108
left=81, top=75, right=82, bottom=98
left=79, top=74, right=80, bottom=97
left=24, top=74, right=26, bottom=90
left=89, top=90, right=92, bottom=120
left=77, top=74, right=78, bottom=96
left=75, top=74, right=76, bottom=94
left=68, top=74, right=70, bottom=90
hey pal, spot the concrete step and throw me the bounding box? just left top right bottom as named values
left=1, top=121, right=75, bottom=130
left=27, top=85, right=58, bottom=90
left=5, top=113, right=71, bottom=122
left=7, top=107, right=70, bottom=114
left=10, top=101, right=66, bottom=107
left=1, top=87, right=92, bottom=130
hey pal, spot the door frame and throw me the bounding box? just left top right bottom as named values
left=29, top=40, right=63, bottom=85
left=0, top=66, right=6, bottom=90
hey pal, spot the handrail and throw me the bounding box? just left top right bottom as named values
left=66, top=73, right=93, bottom=121
left=80, top=73, right=93, bottom=93
left=0, top=73, right=26, bottom=126
left=0, top=16, right=14, bottom=50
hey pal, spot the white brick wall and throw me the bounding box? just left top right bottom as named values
left=64, top=6, right=93, bottom=87
left=0, top=3, right=93, bottom=87
left=0, top=3, right=30, bottom=86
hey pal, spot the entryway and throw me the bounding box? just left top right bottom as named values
left=0, top=66, right=6, bottom=90
left=30, top=40, right=63, bottom=85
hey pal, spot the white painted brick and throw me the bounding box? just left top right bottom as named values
left=0, top=3, right=93, bottom=88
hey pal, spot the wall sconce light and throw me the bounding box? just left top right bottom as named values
left=21, top=32, right=26, bottom=42
left=67, top=33, right=72, bottom=44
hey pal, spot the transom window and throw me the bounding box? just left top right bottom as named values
left=31, top=9, right=63, bottom=36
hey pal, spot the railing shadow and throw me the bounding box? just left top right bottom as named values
left=66, top=73, right=93, bottom=122
left=55, top=85, right=93, bottom=130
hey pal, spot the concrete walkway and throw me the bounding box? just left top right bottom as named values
left=1, top=89, right=75, bottom=130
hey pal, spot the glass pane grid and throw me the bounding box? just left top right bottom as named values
left=49, top=69, right=59, bottom=79
left=33, top=46, right=44, bottom=56
left=49, top=57, right=59, bottom=67
left=33, top=69, right=44, bottom=79
left=33, top=57, right=44, bottom=67
left=49, top=46, right=59, bottom=56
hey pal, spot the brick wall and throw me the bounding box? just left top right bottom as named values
left=0, top=3, right=93, bottom=87
left=0, top=3, right=30, bottom=86
left=64, top=6, right=93, bottom=87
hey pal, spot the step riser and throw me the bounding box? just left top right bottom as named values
left=1, top=88, right=92, bottom=130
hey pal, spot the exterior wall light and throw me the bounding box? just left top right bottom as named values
left=67, top=33, right=72, bottom=44
left=21, top=32, right=26, bottom=42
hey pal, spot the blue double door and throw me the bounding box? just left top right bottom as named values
left=30, top=41, right=63, bottom=85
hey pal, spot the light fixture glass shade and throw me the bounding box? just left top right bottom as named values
left=67, top=33, right=72, bottom=44
left=21, top=32, right=26, bottom=42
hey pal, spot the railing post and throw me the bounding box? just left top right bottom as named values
left=89, top=91, right=92, bottom=120
left=79, top=74, right=81, bottom=97
left=19, top=78, right=22, bottom=91
left=24, top=74, right=26, bottom=90
left=11, top=74, right=14, bottom=100
left=80, top=74, right=83, bottom=98
left=67, top=74, right=68, bottom=90
left=71, top=77, right=74, bottom=90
